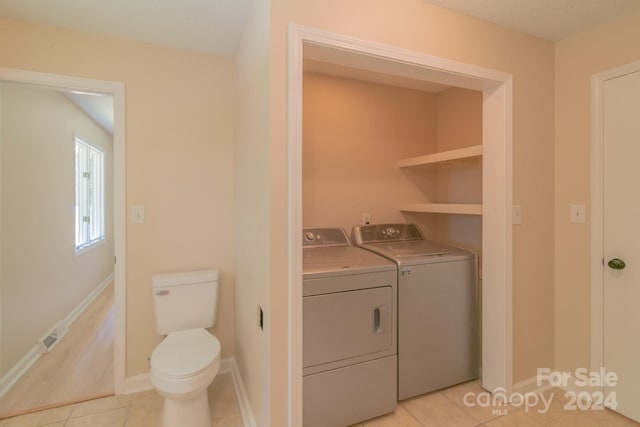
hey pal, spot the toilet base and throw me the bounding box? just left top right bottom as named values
left=162, top=389, right=211, bottom=427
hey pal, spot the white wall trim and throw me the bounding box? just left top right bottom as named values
left=122, top=373, right=153, bottom=395
left=591, top=68, right=605, bottom=375
left=482, top=79, right=514, bottom=394
left=287, top=24, right=513, bottom=425
left=512, top=375, right=551, bottom=396
left=0, top=272, right=114, bottom=398
left=511, top=371, right=605, bottom=407
left=219, top=357, right=233, bottom=374
left=0, top=66, right=127, bottom=396
left=229, top=358, right=257, bottom=427
left=122, top=358, right=234, bottom=395
left=64, top=272, right=114, bottom=328
left=286, top=24, right=305, bottom=427
left=0, top=346, right=40, bottom=398
left=591, top=59, right=640, bottom=375
left=529, top=370, right=599, bottom=397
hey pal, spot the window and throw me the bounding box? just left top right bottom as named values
left=75, top=137, right=104, bottom=252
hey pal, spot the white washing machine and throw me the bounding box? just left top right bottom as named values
left=352, top=223, right=478, bottom=400
left=303, top=228, right=397, bottom=427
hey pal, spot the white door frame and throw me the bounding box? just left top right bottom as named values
left=0, top=67, right=126, bottom=394
left=591, top=59, right=640, bottom=373
left=287, top=25, right=513, bottom=426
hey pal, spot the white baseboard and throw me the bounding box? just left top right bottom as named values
left=122, top=357, right=256, bottom=427
left=219, top=357, right=233, bottom=374
left=512, top=370, right=602, bottom=400
left=123, top=372, right=153, bottom=395
left=0, top=273, right=114, bottom=399
left=64, top=272, right=114, bottom=328
left=0, top=346, right=41, bottom=398
left=229, top=358, right=257, bottom=427
left=512, top=375, right=551, bottom=395
left=123, top=357, right=235, bottom=395
left=514, top=370, right=610, bottom=410
left=512, top=372, right=601, bottom=403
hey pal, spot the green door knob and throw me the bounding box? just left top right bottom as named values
left=608, top=258, right=626, bottom=270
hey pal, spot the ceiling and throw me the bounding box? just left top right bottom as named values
left=65, top=92, right=114, bottom=135
left=0, top=0, right=252, bottom=56
left=422, top=0, right=640, bottom=41
left=1, top=0, right=639, bottom=57
left=2, top=1, right=635, bottom=143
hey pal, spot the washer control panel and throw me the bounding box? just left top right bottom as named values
left=353, top=223, right=424, bottom=244
left=303, top=228, right=350, bottom=247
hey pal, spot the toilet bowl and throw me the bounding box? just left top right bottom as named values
left=151, top=328, right=221, bottom=427
left=150, top=269, right=221, bottom=427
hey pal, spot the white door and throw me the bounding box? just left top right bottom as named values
left=603, top=68, right=640, bottom=422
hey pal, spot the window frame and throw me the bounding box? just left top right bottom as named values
left=74, top=136, right=105, bottom=254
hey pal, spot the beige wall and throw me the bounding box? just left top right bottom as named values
left=433, top=88, right=482, bottom=254
left=302, top=75, right=482, bottom=254
left=0, top=2, right=570, bottom=422
left=0, top=85, right=113, bottom=376
left=554, top=9, right=640, bottom=373
left=233, top=0, right=271, bottom=425
left=271, top=1, right=555, bottom=421
left=0, top=18, right=236, bottom=376
left=303, top=72, right=438, bottom=233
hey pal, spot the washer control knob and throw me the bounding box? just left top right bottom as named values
left=386, top=227, right=399, bottom=238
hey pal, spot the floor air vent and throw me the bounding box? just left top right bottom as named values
left=42, top=333, right=58, bottom=349
left=38, top=322, right=69, bottom=354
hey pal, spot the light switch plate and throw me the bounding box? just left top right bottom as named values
left=131, top=205, right=145, bottom=224
left=570, top=204, right=586, bottom=224
left=512, top=205, right=522, bottom=225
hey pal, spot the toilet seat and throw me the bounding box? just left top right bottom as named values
left=151, top=328, right=221, bottom=380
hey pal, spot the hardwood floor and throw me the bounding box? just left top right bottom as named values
left=0, top=282, right=114, bottom=419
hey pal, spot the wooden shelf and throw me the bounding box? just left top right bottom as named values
left=397, top=145, right=482, bottom=168
left=398, top=145, right=482, bottom=216
left=400, top=203, right=482, bottom=215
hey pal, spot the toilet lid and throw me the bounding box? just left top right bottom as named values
left=151, top=328, right=220, bottom=379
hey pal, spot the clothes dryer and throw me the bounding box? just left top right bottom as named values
left=303, top=228, right=397, bottom=426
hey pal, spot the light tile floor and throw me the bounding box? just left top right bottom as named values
left=352, top=381, right=640, bottom=427
left=2, top=375, right=639, bottom=427
left=0, top=372, right=242, bottom=427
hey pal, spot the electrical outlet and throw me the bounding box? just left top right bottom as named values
left=362, top=213, right=371, bottom=225
left=257, top=305, right=264, bottom=330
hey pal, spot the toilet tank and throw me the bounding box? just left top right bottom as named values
left=152, top=269, right=219, bottom=335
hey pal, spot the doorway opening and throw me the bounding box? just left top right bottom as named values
left=287, top=25, right=513, bottom=424
left=0, top=67, right=125, bottom=417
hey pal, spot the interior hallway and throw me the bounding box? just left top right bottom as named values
left=0, top=282, right=114, bottom=418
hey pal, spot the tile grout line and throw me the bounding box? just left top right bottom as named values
left=399, top=405, right=420, bottom=426
left=398, top=396, right=429, bottom=427
left=437, top=387, right=500, bottom=425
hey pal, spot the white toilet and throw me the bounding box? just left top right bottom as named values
left=150, top=269, right=222, bottom=427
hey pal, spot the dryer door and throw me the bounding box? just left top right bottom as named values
left=303, top=285, right=393, bottom=368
